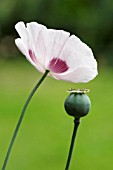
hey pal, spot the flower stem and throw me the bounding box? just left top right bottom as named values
left=65, top=118, right=80, bottom=170
left=2, top=70, right=49, bottom=170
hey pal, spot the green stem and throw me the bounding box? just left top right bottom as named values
left=2, top=70, right=49, bottom=170
left=65, top=118, right=80, bottom=170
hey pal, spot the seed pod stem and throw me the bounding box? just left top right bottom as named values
left=65, top=118, right=80, bottom=170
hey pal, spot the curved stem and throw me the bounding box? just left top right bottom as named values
left=2, top=70, right=49, bottom=170
left=65, top=118, right=80, bottom=170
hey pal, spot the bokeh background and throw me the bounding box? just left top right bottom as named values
left=0, top=0, right=113, bottom=169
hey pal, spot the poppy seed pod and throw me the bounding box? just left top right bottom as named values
left=64, top=89, right=91, bottom=118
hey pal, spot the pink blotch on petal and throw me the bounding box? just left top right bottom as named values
left=48, top=58, right=69, bottom=73
left=28, top=49, right=37, bottom=63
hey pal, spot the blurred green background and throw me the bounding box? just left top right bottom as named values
left=0, top=0, right=113, bottom=170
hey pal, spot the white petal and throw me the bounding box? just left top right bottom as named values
left=15, top=38, right=35, bottom=65
left=15, top=38, right=44, bottom=73
left=15, top=21, right=28, bottom=41
left=26, top=22, right=47, bottom=65
left=15, top=38, right=27, bottom=56
left=35, top=29, right=70, bottom=68
left=26, top=22, right=46, bottom=46
left=51, top=65, right=98, bottom=83
left=57, top=35, right=96, bottom=73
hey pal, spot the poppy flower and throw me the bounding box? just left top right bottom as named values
left=15, top=21, right=98, bottom=83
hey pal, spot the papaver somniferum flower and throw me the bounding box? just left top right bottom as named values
left=15, top=21, right=98, bottom=83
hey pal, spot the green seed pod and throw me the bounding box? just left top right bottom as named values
left=64, top=89, right=91, bottom=118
